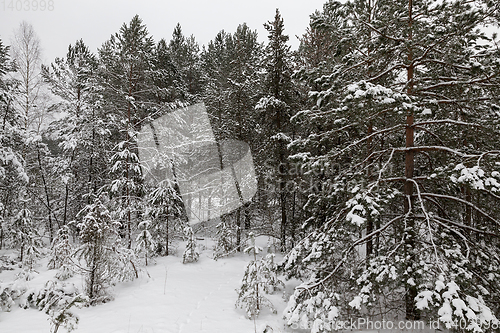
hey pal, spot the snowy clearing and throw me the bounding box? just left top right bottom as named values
left=1, top=237, right=296, bottom=333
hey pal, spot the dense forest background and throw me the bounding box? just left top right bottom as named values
left=1, top=0, right=500, bottom=331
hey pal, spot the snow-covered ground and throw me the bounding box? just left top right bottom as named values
left=0, top=236, right=297, bottom=333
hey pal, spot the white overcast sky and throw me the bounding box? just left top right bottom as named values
left=0, top=0, right=327, bottom=63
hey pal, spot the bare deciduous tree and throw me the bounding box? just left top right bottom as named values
left=10, top=21, right=43, bottom=131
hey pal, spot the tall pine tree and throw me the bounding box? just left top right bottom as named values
left=42, top=39, right=103, bottom=228
left=98, top=15, right=155, bottom=247
left=284, top=0, right=500, bottom=329
left=256, top=9, right=298, bottom=251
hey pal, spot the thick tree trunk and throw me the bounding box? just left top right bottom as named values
left=236, top=208, right=241, bottom=252
left=404, top=0, right=419, bottom=320
left=165, top=206, right=169, bottom=256
left=277, top=108, right=287, bottom=252
left=280, top=183, right=287, bottom=252
left=62, top=149, right=76, bottom=226
left=366, top=122, right=374, bottom=258
left=37, top=148, right=54, bottom=243
left=230, top=157, right=245, bottom=251
left=125, top=63, right=134, bottom=249
left=290, top=190, right=296, bottom=247
left=244, top=203, right=250, bottom=230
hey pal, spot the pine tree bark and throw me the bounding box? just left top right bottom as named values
left=37, top=147, right=54, bottom=243
left=404, top=0, right=419, bottom=320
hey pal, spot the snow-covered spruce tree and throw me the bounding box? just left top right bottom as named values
left=182, top=225, right=199, bottom=264
left=98, top=15, right=155, bottom=248
left=283, top=0, right=500, bottom=331
left=48, top=226, right=74, bottom=280
left=0, top=37, right=27, bottom=250
left=74, top=192, right=137, bottom=304
left=256, top=9, right=300, bottom=252
left=10, top=201, right=42, bottom=269
left=42, top=39, right=104, bottom=226
left=144, top=180, right=184, bottom=256
left=213, top=221, right=234, bottom=260
left=135, top=220, right=155, bottom=266
left=167, top=23, right=203, bottom=103
left=236, top=233, right=283, bottom=319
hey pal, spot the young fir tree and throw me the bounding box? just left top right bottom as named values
left=235, top=233, right=283, bottom=319
left=48, top=226, right=74, bottom=280
left=27, top=280, right=87, bottom=333
left=213, top=221, right=234, bottom=260
left=144, top=180, right=184, bottom=256
left=259, top=251, right=284, bottom=295
left=74, top=193, right=115, bottom=303
left=135, top=220, right=155, bottom=266
left=74, top=192, right=137, bottom=304
left=47, top=293, right=86, bottom=333
left=182, top=225, right=199, bottom=264
left=10, top=198, right=41, bottom=270
left=283, top=0, right=500, bottom=330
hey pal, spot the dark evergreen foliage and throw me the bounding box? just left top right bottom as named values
left=282, top=0, right=500, bottom=330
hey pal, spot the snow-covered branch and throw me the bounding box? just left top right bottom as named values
left=420, top=192, right=499, bottom=225
left=297, top=215, right=404, bottom=292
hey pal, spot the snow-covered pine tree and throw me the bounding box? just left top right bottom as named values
left=74, top=193, right=116, bottom=303
left=167, top=23, right=203, bottom=103
left=0, top=37, right=27, bottom=250
left=47, top=293, right=87, bottom=333
left=201, top=30, right=233, bottom=140
left=152, top=38, right=184, bottom=104
left=74, top=192, right=137, bottom=304
left=201, top=25, right=263, bottom=248
left=182, top=225, right=199, bottom=264
left=283, top=0, right=500, bottom=330
left=98, top=15, right=155, bottom=248
left=225, top=23, right=262, bottom=237
left=10, top=200, right=42, bottom=269
left=135, top=220, right=155, bottom=266
left=235, top=233, right=282, bottom=319
left=42, top=39, right=104, bottom=226
left=144, top=180, right=184, bottom=256
left=48, top=226, right=74, bottom=280
left=213, top=221, right=234, bottom=260
left=256, top=10, right=299, bottom=251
